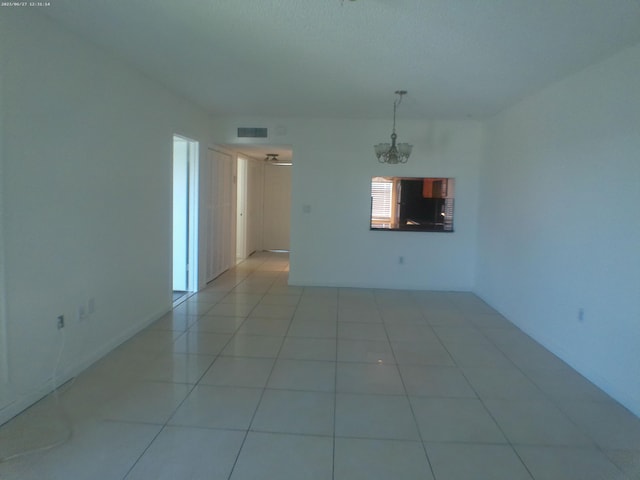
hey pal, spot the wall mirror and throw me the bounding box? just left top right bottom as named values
left=370, top=177, right=455, bottom=232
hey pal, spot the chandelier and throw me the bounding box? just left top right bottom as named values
left=374, top=90, right=412, bottom=164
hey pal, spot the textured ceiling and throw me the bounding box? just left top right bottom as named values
left=43, top=0, right=640, bottom=119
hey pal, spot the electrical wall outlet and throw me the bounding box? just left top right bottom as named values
left=57, top=315, right=64, bottom=329
left=77, top=305, right=87, bottom=322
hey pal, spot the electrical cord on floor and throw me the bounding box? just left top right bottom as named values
left=0, top=327, right=74, bottom=463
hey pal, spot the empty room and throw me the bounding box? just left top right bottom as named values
left=0, top=1, right=639, bottom=479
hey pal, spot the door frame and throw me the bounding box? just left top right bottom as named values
left=236, top=156, right=248, bottom=263
left=172, top=134, right=199, bottom=296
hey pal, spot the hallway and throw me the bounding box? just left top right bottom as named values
left=1, top=252, right=638, bottom=479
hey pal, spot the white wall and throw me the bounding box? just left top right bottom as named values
left=246, top=158, right=265, bottom=255
left=0, top=70, right=8, bottom=400
left=212, top=118, right=483, bottom=290
left=0, top=10, right=215, bottom=423
left=263, top=165, right=292, bottom=251
left=476, top=43, right=640, bottom=416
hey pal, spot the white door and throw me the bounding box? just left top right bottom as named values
left=205, top=149, right=234, bottom=282
left=236, top=157, right=248, bottom=262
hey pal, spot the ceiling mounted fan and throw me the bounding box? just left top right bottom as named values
left=264, top=153, right=292, bottom=166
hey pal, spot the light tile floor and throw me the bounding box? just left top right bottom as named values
left=1, top=252, right=639, bottom=479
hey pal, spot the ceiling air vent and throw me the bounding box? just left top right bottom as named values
left=237, top=127, right=268, bottom=138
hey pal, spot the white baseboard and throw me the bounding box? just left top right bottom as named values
left=0, top=307, right=169, bottom=426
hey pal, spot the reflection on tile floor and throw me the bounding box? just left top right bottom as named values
left=1, top=252, right=639, bottom=479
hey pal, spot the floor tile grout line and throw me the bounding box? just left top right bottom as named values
left=11, top=254, right=635, bottom=479
left=421, top=302, right=542, bottom=479
left=125, top=256, right=280, bottom=480
left=189, top=260, right=629, bottom=478
left=373, top=289, right=438, bottom=480
left=447, top=355, right=538, bottom=479
left=453, top=310, right=629, bottom=477
left=118, top=315, right=257, bottom=475
left=224, top=273, right=302, bottom=480
left=420, top=295, right=544, bottom=478
left=121, top=268, right=271, bottom=480
left=119, top=423, right=169, bottom=480
left=455, top=303, right=604, bottom=426
left=447, top=302, right=611, bottom=478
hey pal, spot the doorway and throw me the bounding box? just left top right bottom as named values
left=172, top=135, right=199, bottom=302
left=262, top=162, right=292, bottom=251
left=236, top=156, right=248, bottom=263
